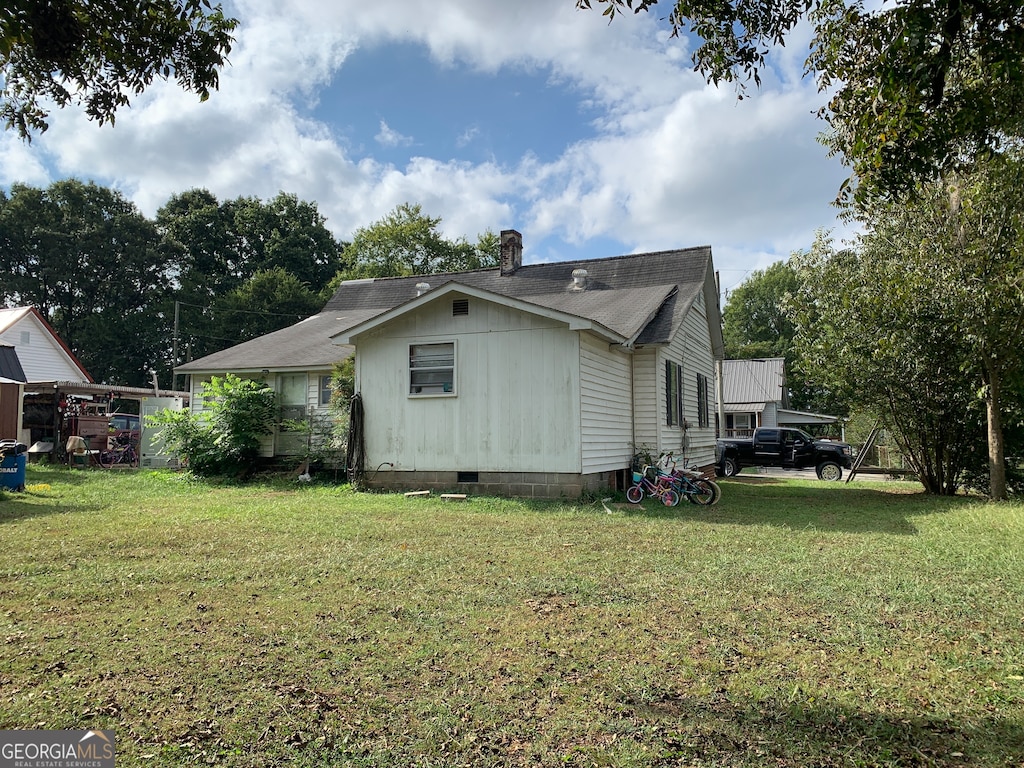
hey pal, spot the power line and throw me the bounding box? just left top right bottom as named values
left=174, top=299, right=309, bottom=319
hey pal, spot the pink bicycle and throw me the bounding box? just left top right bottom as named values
left=626, top=465, right=680, bottom=506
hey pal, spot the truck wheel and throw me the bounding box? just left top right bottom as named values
left=816, top=461, right=843, bottom=481
left=720, top=457, right=739, bottom=477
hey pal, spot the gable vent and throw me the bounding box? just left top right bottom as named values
left=452, top=298, right=469, bottom=316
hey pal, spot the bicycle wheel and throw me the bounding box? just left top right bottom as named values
left=706, top=480, right=722, bottom=505
left=626, top=485, right=644, bottom=504
left=128, top=447, right=140, bottom=468
left=690, top=479, right=716, bottom=506
left=660, top=489, right=680, bottom=507
left=97, top=448, right=113, bottom=468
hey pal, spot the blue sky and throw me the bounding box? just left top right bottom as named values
left=0, top=0, right=854, bottom=301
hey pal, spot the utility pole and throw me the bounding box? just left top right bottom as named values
left=171, top=301, right=180, bottom=392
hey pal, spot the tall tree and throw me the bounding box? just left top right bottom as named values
left=213, top=268, right=323, bottom=346
left=2, top=0, right=237, bottom=137
left=793, top=151, right=1024, bottom=500
left=0, top=180, right=172, bottom=386
left=722, top=259, right=831, bottom=413
left=792, top=232, right=987, bottom=495
left=336, top=203, right=499, bottom=281
left=232, top=193, right=346, bottom=291
left=579, top=0, right=1024, bottom=205
left=723, top=261, right=800, bottom=360
left=854, top=153, right=1024, bottom=499
left=156, top=189, right=346, bottom=362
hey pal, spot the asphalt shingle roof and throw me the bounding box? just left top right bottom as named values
left=178, top=246, right=714, bottom=373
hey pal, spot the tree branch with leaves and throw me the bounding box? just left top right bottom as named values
left=578, top=0, right=1024, bottom=206
left=1, top=0, right=238, bottom=137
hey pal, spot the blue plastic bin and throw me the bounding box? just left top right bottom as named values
left=1, top=452, right=26, bottom=491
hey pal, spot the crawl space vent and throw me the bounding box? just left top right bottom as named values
left=457, top=471, right=479, bottom=483
left=452, top=299, right=469, bottom=316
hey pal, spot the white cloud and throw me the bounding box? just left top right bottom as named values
left=2, top=0, right=848, bottom=280
left=0, top=134, right=51, bottom=188
left=375, top=121, right=414, bottom=148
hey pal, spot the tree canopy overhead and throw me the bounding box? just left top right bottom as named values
left=1, top=0, right=238, bottom=137
left=578, top=0, right=1024, bottom=205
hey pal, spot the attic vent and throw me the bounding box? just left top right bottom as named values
left=452, top=299, right=469, bottom=316
left=416, top=282, right=431, bottom=297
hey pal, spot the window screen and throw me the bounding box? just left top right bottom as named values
left=410, top=343, right=455, bottom=395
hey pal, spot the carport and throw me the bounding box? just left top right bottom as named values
left=21, top=380, right=190, bottom=464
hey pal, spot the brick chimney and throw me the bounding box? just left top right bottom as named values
left=499, top=229, right=523, bottom=275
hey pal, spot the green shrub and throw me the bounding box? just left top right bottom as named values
left=149, top=374, right=277, bottom=477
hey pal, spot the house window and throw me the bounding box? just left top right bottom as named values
left=278, top=373, right=308, bottom=422
left=697, top=373, right=710, bottom=428
left=410, top=342, right=455, bottom=395
left=665, top=360, right=684, bottom=426
left=731, top=413, right=753, bottom=436
left=319, top=375, right=333, bottom=406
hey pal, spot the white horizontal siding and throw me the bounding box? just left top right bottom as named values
left=631, top=349, right=658, bottom=456
left=580, top=333, right=633, bottom=474
left=673, top=304, right=716, bottom=466
left=0, top=315, right=87, bottom=382
left=633, top=306, right=717, bottom=468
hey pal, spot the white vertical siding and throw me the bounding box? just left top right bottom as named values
left=580, top=333, right=633, bottom=473
left=355, top=294, right=582, bottom=473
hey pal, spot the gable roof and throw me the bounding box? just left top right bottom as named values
left=327, top=245, right=720, bottom=345
left=177, top=244, right=724, bottom=373
left=721, top=358, right=786, bottom=406
left=0, top=306, right=92, bottom=382
left=332, top=281, right=678, bottom=345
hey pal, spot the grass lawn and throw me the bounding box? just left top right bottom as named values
left=1, top=465, right=1022, bottom=767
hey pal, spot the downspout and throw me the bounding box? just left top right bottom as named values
left=630, top=350, right=636, bottom=456
left=715, top=358, right=725, bottom=439
left=714, top=270, right=725, bottom=439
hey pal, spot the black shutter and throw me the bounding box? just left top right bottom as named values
left=665, top=360, right=672, bottom=426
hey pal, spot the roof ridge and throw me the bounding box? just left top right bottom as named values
left=337, top=245, right=713, bottom=285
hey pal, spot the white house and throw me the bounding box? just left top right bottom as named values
left=175, top=311, right=353, bottom=457
left=719, top=357, right=839, bottom=437
left=0, top=307, right=92, bottom=383
left=179, top=231, right=725, bottom=497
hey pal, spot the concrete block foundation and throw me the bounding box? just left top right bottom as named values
left=366, top=468, right=625, bottom=499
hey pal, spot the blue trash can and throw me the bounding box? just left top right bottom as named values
left=1, top=441, right=27, bottom=491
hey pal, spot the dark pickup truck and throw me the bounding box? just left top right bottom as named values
left=716, top=427, right=853, bottom=481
